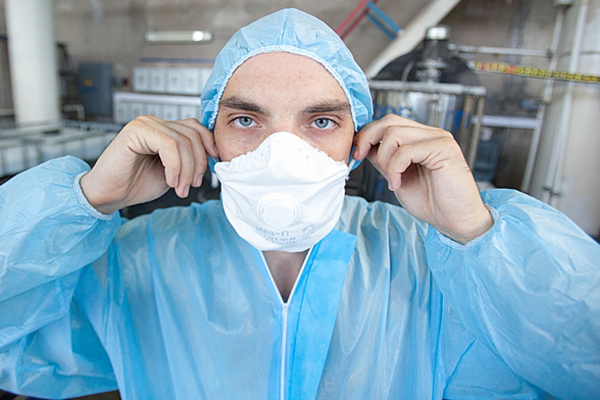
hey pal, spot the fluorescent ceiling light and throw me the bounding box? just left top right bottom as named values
left=145, top=31, right=213, bottom=44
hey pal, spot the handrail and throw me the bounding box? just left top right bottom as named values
left=336, top=0, right=402, bottom=40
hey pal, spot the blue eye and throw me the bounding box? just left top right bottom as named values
left=233, top=116, right=257, bottom=128
left=312, top=118, right=335, bottom=129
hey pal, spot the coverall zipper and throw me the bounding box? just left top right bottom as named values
left=260, top=249, right=313, bottom=400
left=280, top=303, right=289, bottom=400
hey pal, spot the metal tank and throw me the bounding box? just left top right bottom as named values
left=370, top=26, right=487, bottom=169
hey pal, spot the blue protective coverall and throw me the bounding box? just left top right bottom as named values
left=2, top=7, right=600, bottom=400
left=0, top=157, right=599, bottom=399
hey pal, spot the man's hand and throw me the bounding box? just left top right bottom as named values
left=80, top=115, right=218, bottom=215
left=353, top=114, right=492, bottom=244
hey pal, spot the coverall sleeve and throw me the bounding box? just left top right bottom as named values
left=0, top=156, right=122, bottom=398
left=425, top=189, right=600, bottom=399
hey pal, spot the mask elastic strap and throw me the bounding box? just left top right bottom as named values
left=348, top=158, right=358, bottom=173
left=346, top=145, right=361, bottom=180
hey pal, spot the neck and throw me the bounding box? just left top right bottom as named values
left=263, top=250, right=308, bottom=302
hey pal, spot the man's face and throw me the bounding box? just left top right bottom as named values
left=213, top=52, right=355, bottom=163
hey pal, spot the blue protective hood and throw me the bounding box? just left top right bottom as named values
left=200, top=8, right=373, bottom=133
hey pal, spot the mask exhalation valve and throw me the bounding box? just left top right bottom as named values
left=258, top=193, right=301, bottom=229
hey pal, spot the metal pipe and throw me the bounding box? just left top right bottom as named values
left=554, top=50, right=600, bottom=58
left=548, top=0, right=588, bottom=208
left=341, top=5, right=374, bottom=40
left=458, top=96, right=474, bottom=155
left=468, top=96, right=486, bottom=169
left=365, top=13, right=396, bottom=40
left=369, top=80, right=487, bottom=96
left=337, top=0, right=380, bottom=39
left=480, top=115, right=538, bottom=129
left=520, top=5, right=565, bottom=193
left=454, top=45, right=550, bottom=58
left=336, top=0, right=370, bottom=36
left=366, top=2, right=401, bottom=34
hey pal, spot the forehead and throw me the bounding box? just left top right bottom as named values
left=222, top=52, right=349, bottom=104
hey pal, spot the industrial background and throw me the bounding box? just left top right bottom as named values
left=0, top=0, right=598, bottom=232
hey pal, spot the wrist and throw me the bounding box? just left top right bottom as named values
left=80, top=173, right=122, bottom=215
left=440, top=207, right=494, bottom=245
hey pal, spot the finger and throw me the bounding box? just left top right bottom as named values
left=141, top=116, right=195, bottom=196
left=166, top=120, right=208, bottom=188
left=353, top=119, right=387, bottom=161
left=361, top=125, right=448, bottom=178
left=365, top=143, right=386, bottom=179
left=375, top=131, right=401, bottom=171
left=378, top=113, right=432, bottom=129
left=172, top=134, right=195, bottom=197
left=386, top=146, right=411, bottom=191
left=141, top=128, right=181, bottom=189
left=354, top=115, right=444, bottom=160
left=177, top=118, right=219, bottom=159
left=354, top=115, right=416, bottom=160
left=386, top=137, right=455, bottom=191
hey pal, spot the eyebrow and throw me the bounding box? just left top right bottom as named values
left=301, top=100, right=351, bottom=115
left=219, top=96, right=269, bottom=116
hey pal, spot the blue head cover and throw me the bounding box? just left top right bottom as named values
left=200, top=8, right=373, bottom=134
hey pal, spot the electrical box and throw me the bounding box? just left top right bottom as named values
left=78, top=62, right=114, bottom=117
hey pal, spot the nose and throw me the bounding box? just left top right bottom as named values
left=259, top=129, right=311, bottom=148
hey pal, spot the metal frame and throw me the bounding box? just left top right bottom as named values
left=369, top=80, right=487, bottom=170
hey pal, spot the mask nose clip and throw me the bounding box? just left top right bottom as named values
left=257, top=193, right=301, bottom=229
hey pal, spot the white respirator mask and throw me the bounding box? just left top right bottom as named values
left=214, top=131, right=351, bottom=252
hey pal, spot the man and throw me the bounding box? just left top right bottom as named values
left=0, top=8, right=598, bottom=400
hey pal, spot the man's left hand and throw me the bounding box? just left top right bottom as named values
left=353, top=114, right=493, bottom=244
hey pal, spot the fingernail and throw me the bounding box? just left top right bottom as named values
left=195, top=174, right=203, bottom=187
left=183, top=185, right=190, bottom=197
left=388, top=181, right=394, bottom=191
left=173, top=176, right=179, bottom=188
left=212, top=145, right=219, bottom=156
left=353, top=148, right=359, bottom=158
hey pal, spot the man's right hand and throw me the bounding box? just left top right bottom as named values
left=80, top=115, right=218, bottom=215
